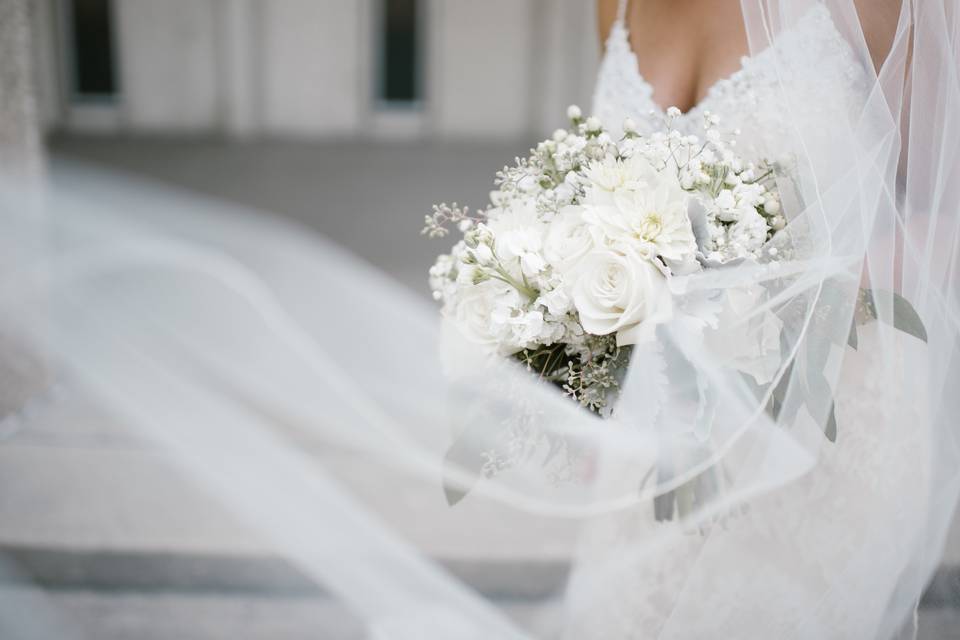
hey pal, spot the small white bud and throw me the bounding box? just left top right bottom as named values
left=552, top=128, right=568, bottom=142
left=458, top=219, right=473, bottom=232
left=585, top=116, right=602, bottom=132
left=432, top=290, right=443, bottom=301
left=772, top=215, right=786, bottom=231
left=768, top=247, right=779, bottom=257
left=623, top=117, right=637, bottom=134
left=566, top=105, right=582, bottom=120
left=666, top=106, right=682, bottom=119
left=474, top=243, right=494, bottom=265
left=763, top=197, right=781, bottom=215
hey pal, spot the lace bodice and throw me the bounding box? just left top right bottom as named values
left=592, top=2, right=871, bottom=163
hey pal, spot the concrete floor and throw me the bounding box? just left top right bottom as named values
left=50, top=135, right=533, bottom=296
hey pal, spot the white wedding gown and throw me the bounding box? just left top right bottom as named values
left=563, top=3, right=930, bottom=639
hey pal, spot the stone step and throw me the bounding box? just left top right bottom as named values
left=0, top=544, right=957, bottom=612
left=2, top=384, right=959, bottom=603
left=0, top=587, right=566, bottom=640
left=0, top=582, right=955, bottom=640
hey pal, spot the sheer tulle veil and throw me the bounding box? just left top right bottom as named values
left=1, top=1, right=958, bottom=638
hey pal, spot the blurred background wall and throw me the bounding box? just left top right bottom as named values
left=30, top=0, right=599, bottom=140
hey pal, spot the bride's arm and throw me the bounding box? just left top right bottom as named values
left=597, top=0, right=620, bottom=50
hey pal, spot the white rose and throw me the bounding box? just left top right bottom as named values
left=571, top=250, right=673, bottom=346
left=447, top=280, right=521, bottom=355
left=544, top=206, right=594, bottom=277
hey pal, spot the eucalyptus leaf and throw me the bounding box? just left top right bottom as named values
left=890, top=291, right=928, bottom=343
left=654, top=490, right=675, bottom=522
left=441, top=429, right=488, bottom=507
left=693, top=371, right=718, bottom=441
left=819, top=280, right=860, bottom=350
left=805, top=370, right=838, bottom=443
left=860, top=289, right=928, bottom=343
left=825, top=403, right=838, bottom=443
left=771, top=359, right=802, bottom=426
left=847, top=318, right=858, bottom=350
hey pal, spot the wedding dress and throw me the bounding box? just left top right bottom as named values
left=562, top=2, right=934, bottom=638
left=0, top=1, right=957, bottom=639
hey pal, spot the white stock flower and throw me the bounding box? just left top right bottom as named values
left=537, top=286, right=572, bottom=316
left=571, top=250, right=673, bottom=346
left=486, top=200, right=548, bottom=278
left=543, top=205, right=594, bottom=276
left=715, top=189, right=737, bottom=220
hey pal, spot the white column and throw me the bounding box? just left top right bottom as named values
left=216, top=0, right=258, bottom=138
left=0, top=0, right=44, bottom=180
left=115, top=0, right=220, bottom=133
left=259, top=0, right=362, bottom=138
left=0, top=0, right=48, bottom=422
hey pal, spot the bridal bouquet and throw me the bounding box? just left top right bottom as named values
left=425, top=106, right=785, bottom=417
left=424, top=106, right=927, bottom=515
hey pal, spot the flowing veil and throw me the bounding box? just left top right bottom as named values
left=1, top=1, right=958, bottom=638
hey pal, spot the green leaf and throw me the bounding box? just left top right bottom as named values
left=653, top=490, right=675, bottom=522
left=860, top=289, right=928, bottom=343
left=824, top=402, right=837, bottom=443
left=771, top=360, right=801, bottom=426
left=443, top=478, right=469, bottom=507
left=441, top=433, right=486, bottom=507
left=890, top=291, right=928, bottom=343
left=847, top=318, right=858, bottom=350
left=805, top=371, right=838, bottom=443
left=694, top=371, right=717, bottom=440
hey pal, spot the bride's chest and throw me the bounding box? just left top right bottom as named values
left=592, top=5, right=871, bottom=162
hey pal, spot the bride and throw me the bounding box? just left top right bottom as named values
left=562, top=1, right=940, bottom=639
left=1, top=0, right=957, bottom=639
